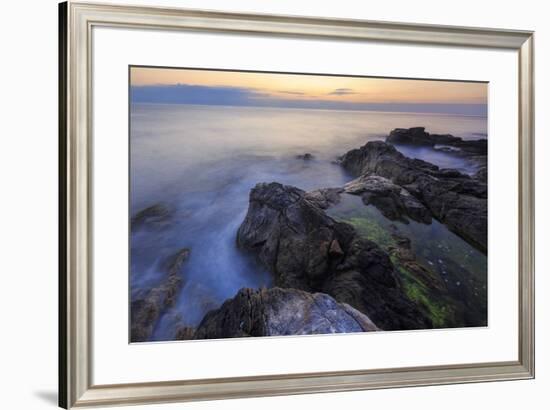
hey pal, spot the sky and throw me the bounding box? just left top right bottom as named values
left=130, top=66, right=488, bottom=116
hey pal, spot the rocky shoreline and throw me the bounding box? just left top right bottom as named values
left=386, top=127, right=487, bottom=155
left=130, top=127, right=488, bottom=342
left=339, top=140, right=487, bottom=252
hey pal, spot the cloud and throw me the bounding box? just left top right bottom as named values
left=328, top=88, right=357, bottom=96
left=131, top=83, right=487, bottom=116
left=130, top=84, right=268, bottom=105
left=276, top=90, right=306, bottom=96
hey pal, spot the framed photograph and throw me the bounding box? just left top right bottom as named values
left=59, top=1, right=534, bottom=408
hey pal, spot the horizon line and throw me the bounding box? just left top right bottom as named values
left=130, top=101, right=488, bottom=118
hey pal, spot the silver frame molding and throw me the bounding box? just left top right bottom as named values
left=59, top=1, right=535, bottom=408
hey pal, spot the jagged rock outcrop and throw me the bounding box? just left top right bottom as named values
left=236, top=182, right=432, bottom=330
left=339, top=141, right=487, bottom=252
left=386, top=127, right=487, bottom=155
left=130, top=248, right=190, bottom=342
left=343, top=175, right=432, bottom=223
left=192, top=287, right=378, bottom=339
left=304, top=187, right=344, bottom=209
left=305, top=177, right=431, bottom=224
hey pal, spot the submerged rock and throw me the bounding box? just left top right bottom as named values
left=296, top=153, right=315, bottom=160
left=340, top=141, right=487, bottom=253
left=389, top=233, right=446, bottom=293
left=236, top=182, right=432, bottom=330
left=131, top=203, right=172, bottom=231
left=386, top=233, right=463, bottom=328
left=193, top=287, right=378, bottom=339
left=130, top=248, right=190, bottom=342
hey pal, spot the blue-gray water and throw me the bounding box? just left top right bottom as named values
left=130, top=103, right=487, bottom=340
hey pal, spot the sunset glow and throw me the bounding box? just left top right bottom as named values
left=130, top=66, right=487, bottom=116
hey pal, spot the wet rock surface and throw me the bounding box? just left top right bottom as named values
left=236, top=182, right=432, bottom=330
left=386, top=127, right=487, bottom=155
left=131, top=203, right=173, bottom=231
left=304, top=187, right=344, bottom=209
left=192, top=287, right=379, bottom=339
left=130, top=126, right=487, bottom=340
left=130, top=248, right=190, bottom=342
left=339, top=141, right=487, bottom=253
left=343, top=175, right=432, bottom=224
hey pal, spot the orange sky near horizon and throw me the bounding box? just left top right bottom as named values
left=131, top=66, right=487, bottom=105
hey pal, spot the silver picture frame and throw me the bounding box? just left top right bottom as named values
left=59, top=1, right=535, bottom=408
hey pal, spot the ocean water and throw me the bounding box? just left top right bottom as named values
left=130, top=103, right=487, bottom=340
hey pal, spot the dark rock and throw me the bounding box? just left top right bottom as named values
left=237, top=182, right=432, bottom=330
left=340, top=141, right=487, bottom=253
left=130, top=248, right=190, bottom=342
left=386, top=127, right=487, bottom=155
left=387, top=127, right=461, bottom=146
left=131, top=203, right=172, bottom=231
left=329, top=239, right=344, bottom=257
left=296, top=153, right=315, bottom=160
left=436, top=168, right=465, bottom=178
left=452, top=139, right=488, bottom=155
left=174, top=326, right=196, bottom=340
left=474, top=166, right=488, bottom=182
left=344, top=175, right=432, bottom=223
left=193, top=287, right=378, bottom=339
